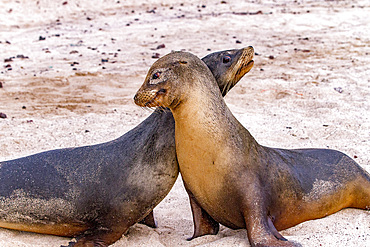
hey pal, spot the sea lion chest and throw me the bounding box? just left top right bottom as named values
left=175, top=119, right=246, bottom=228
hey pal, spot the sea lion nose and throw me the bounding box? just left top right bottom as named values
left=133, top=93, right=139, bottom=104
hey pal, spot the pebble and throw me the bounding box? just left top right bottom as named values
left=17, top=54, right=29, bottom=59
left=0, top=113, right=7, bottom=119
left=152, top=53, right=160, bottom=59
left=156, top=44, right=165, bottom=49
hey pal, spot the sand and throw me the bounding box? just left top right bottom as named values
left=0, top=0, right=369, bottom=246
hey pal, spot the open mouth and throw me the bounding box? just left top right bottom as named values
left=245, top=60, right=254, bottom=73
left=235, top=59, right=254, bottom=82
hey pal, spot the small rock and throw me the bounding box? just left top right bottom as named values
left=39, top=36, right=46, bottom=41
left=236, top=40, right=242, bottom=44
left=156, top=44, right=165, bottom=49
left=269, top=55, right=274, bottom=59
left=101, top=58, right=109, bottom=63
left=62, top=1, right=68, bottom=5
left=26, top=120, right=33, bottom=123
left=249, top=10, right=263, bottom=15
left=152, top=53, right=160, bottom=59
left=4, top=58, right=13, bottom=62
left=22, top=106, right=26, bottom=109
left=0, top=81, right=3, bottom=88
left=0, top=113, right=7, bottom=119
left=334, top=87, right=343, bottom=93
left=17, top=54, right=29, bottom=59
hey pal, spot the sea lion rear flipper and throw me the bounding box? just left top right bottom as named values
left=139, top=211, right=157, bottom=228
left=185, top=185, right=219, bottom=240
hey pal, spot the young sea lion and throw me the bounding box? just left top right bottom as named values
left=134, top=51, right=370, bottom=247
left=0, top=47, right=254, bottom=247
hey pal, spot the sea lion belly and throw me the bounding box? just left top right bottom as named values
left=0, top=221, right=88, bottom=237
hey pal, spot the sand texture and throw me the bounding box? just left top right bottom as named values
left=0, top=0, right=369, bottom=246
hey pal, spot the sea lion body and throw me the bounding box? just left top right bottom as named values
left=0, top=110, right=177, bottom=240
left=134, top=51, right=370, bottom=247
left=0, top=48, right=254, bottom=246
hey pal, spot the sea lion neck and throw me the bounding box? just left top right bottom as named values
left=171, top=80, right=258, bottom=157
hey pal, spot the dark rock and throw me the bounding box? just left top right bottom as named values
left=152, top=53, right=160, bottom=59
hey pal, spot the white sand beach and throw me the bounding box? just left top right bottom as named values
left=0, top=0, right=369, bottom=246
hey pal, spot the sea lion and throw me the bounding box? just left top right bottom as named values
left=134, top=51, right=370, bottom=247
left=0, top=47, right=254, bottom=247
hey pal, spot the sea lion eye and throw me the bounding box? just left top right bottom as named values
left=152, top=72, right=161, bottom=80
left=223, top=55, right=231, bottom=63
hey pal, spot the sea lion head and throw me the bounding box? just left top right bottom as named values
left=134, top=47, right=254, bottom=108
left=202, top=46, right=254, bottom=96
left=134, top=51, right=214, bottom=109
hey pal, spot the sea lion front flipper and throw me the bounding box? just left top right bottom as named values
left=68, top=226, right=127, bottom=247
left=267, top=216, right=287, bottom=241
left=242, top=187, right=295, bottom=247
left=139, top=211, right=157, bottom=228
left=185, top=185, right=219, bottom=240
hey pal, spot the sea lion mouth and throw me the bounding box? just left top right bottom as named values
left=220, top=47, right=254, bottom=96
left=145, top=89, right=166, bottom=107
left=134, top=88, right=167, bottom=108
left=242, top=60, right=254, bottom=75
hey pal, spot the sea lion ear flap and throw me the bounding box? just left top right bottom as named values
left=178, top=60, right=188, bottom=65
